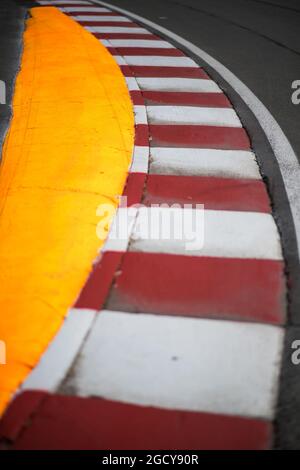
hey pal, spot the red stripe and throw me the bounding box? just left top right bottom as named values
left=142, top=91, right=231, bottom=107
left=149, top=124, right=250, bottom=150
left=79, top=21, right=140, bottom=27
left=74, top=252, right=121, bottom=310
left=3, top=392, right=271, bottom=450
left=109, top=47, right=184, bottom=56
left=130, top=90, right=144, bottom=105
left=107, top=252, right=285, bottom=324
left=119, top=64, right=132, bottom=76
left=121, top=65, right=209, bottom=78
left=143, top=174, right=270, bottom=213
left=0, top=391, right=45, bottom=442
left=123, top=172, right=146, bottom=207
left=93, top=33, right=159, bottom=40
left=135, top=124, right=149, bottom=146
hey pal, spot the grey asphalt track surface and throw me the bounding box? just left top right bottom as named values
left=0, top=0, right=37, bottom=145
left=98, top=0, right=300, bottom=449
left=0, top=1, right=26, bottom=147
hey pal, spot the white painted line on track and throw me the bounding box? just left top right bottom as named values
left=125, top=76, right=140, bottom=91
left=147, top=106, right=242, bottom=127
left=114, top=55, right=127, bottom=65
left=61, top=7, right=110, bottom=12
left=86, top=26, right=151, bottom=33
left=134, top=105, right=148, bottom=124
left=150, top=147, right=261, bottom=179
left=101, top=207, right=138, bottom=253
left=117, top=55, right=197, bottom=67
left=104, top=39, right=174, bottom=48
left=94, top=0, right=300, bottom=256
left=68, top=310, right=283, bottom=419
left=21, top=308, right=96, bottom=392
left=130, top=208, right=282, bottom=260
left=136, top=77, right=221, bottom=93
left=71, top=15, right=131, bottom=21
left=98, top=39, right=111, bottom=47
left=130, top=146, right=149, bottom=173
left=39, top=0, right=91, bottom=4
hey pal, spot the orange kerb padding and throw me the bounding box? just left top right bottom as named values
left=0, top=6, right=134, bottom=413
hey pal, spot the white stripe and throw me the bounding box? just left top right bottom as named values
left=93, top=0, right=300, bottom=267
left=39, top=0, right=91, bottom=4
left=114, top=55, right=127, bottom=65
left=118, top=56, right=197, bottom=67
left=136, top=77, right=221, bottom=93
left=68, top=310, right=283, bottom=419
left=106, top=39, right=174, bottom=48
left=134, top=105, right=147, bottom=124
left=21, top=308, right=96, bottom=392
left=61, top=7, right=110, bottom=12
left=130, top=208, right=282, bottom=260
left=86, top=26, right=150, bottom=33
left=125, top=76, right=139, bottom=91
left=72, top=15, right=130, bottom=22
left=102, top=207, right=138, bottom=252
left=99, top=39, right=111, bottom=47
left=147, top=106, right=242, bottom=127
left=130, top=146, right=149, bottom=173
left=150, top=147, right=261, bottom=179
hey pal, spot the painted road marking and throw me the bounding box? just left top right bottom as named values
left=134, top=124, right=148, bottom=146
left=108, top=47, right=184, bottom=57
left=95, top=0, right=300, bottom=264
left=101, top=207, right=138, bottom=253
left=129, top=208, right=282, bottom=260
left=121, top=65, right=209, bottom=78
left=67, top=310, right=283, bottom=419
left=148, top=124, right=250, bottom=149
left=125, top=76, right=139, bottom=91
left=39, top=1, right=92, bottom=4
left=106, top=252, right=285, bottom=324
left=86, top=26, right=151, bottom=33
left=141, top=91, right=230, bottom=107
left=104, top=39, right=175, bottom=48
left=71, top=15, right=131, bottom=21
left=149, top=147, right=261, bottom=179
left=0, top=392, right=272, bottom=449
left=134, top=105, right=148, bottom=124
left=61, top=7, right=110, bottom=12
left=146, top=105, right=242, bottom=127
left=21, top=309, right=96, bottom=392
left=130, top=146, right=149, bottom=173
left=82, top=22, right=140, bottom=27
left=143, top=174, right=270, bottom=213
left=135, top=77, right=220, bottom=92
left=94, top=33, right=158, bottom=40
left=116, top=55, right=197, bottom=67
